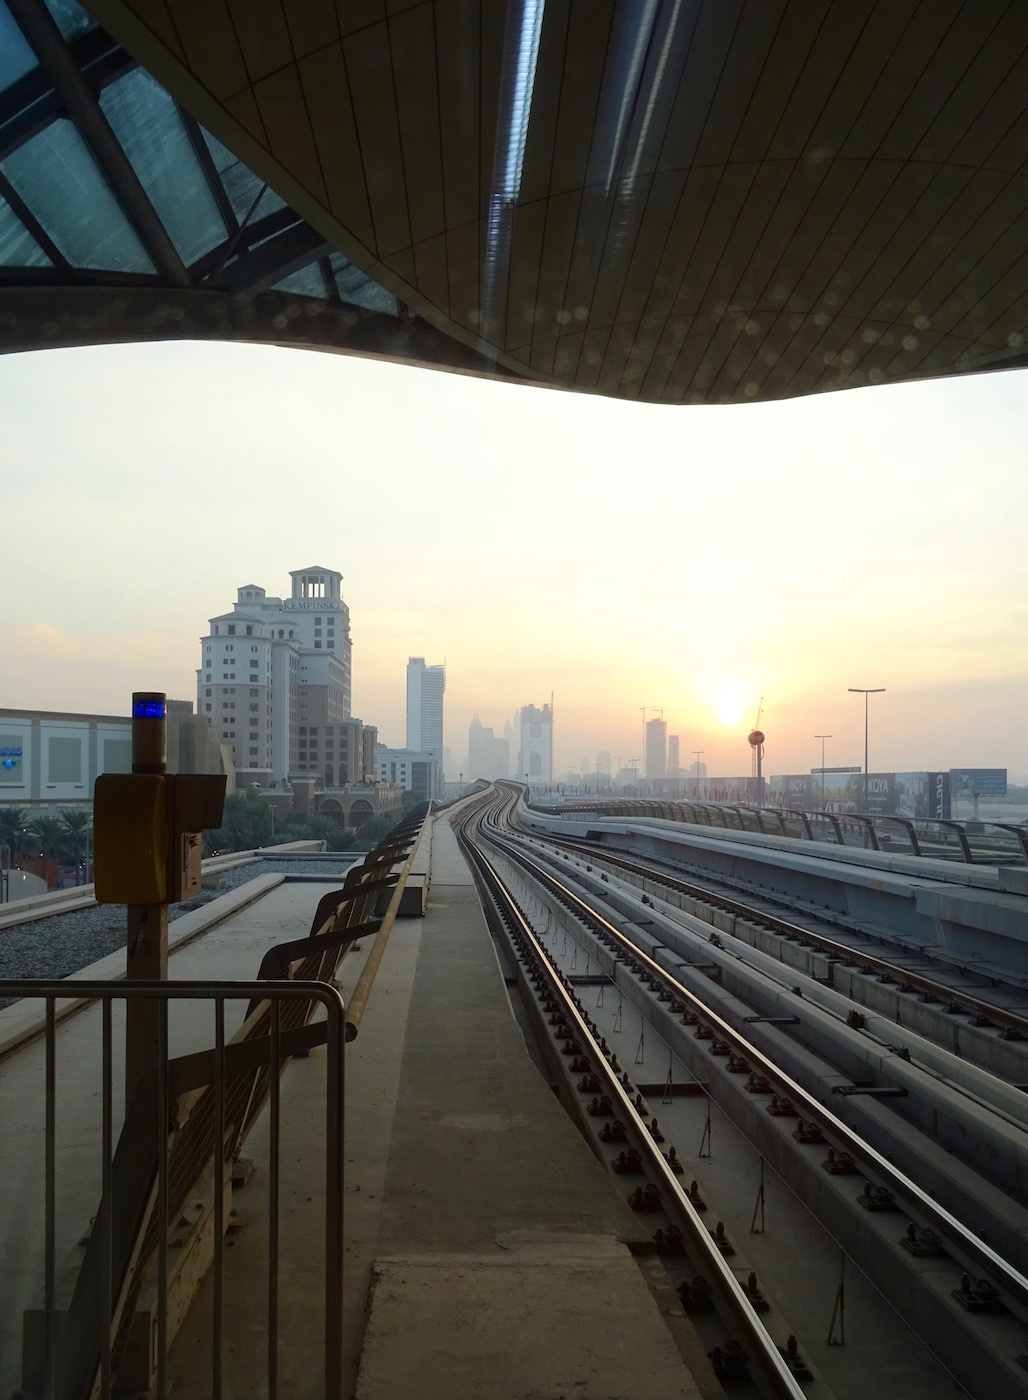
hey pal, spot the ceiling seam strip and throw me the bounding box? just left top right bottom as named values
left=604, top=0, right=772, bottom=399
left=430, top=1, right=451, bottom=324
left=674, top=0, right=917, bottom=400
left=6, top=0, right=190, bottom=287
left=219, top=1, right=272, bottom=149
left=338, top=33, right=378, bottom=262
left=585, top=0, right=716, bottom=398
left=774, top=0, right=980, bottom=393
left=525, top=0, right=572, bottom=374
left=810, top=2, right=1009, bottom=369
left=675, top=4, right=846, bottom=403
left=628, top=0, right=754, bottom=400
left=541, top=2, right=623, bottom=382
left=384, top=7, right=417, bottom=282
left=279, top=0, right=338, bottom=269
left=558, top=2, right=673, bottom=387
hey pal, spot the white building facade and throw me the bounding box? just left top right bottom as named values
left=198, top=566, right=353, bottom=787
left=406, top=658, right=445, bottom=776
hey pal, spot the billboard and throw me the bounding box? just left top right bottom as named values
left=950, top=768, right=1007, bottom=798
left=770, top=771, right=950, bottom=818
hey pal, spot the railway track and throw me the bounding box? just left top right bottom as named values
left=514, top=812, right=1028, bottom=1044
left=458, top=787, right=1028, bottom=1400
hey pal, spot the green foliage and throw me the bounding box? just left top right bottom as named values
left=205, top=789, right=273, bottom=853
left=59, top=809, right=91, bottom=864
left=0, top=806, right=30, bottom=858
left=28, top=815, right=68, bottom=861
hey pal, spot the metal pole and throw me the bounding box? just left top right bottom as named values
left=815, top=734, right=831, bottom=809
left=848, top=690, right=884, bottom=815
left=126, top=691, right=169, bottom=1104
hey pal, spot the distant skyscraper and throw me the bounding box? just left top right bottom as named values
left=668, top=735, right=680, bottom=775
left=406, top=657, right=445, bottom=772
left=518, top=701, right=553, bottom=784
left=645, top=717, right=667, bottom=780
left=468, top=716, right=509, bottom=781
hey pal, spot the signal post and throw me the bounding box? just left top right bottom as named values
left=93, top=692, right=226, bottom=1103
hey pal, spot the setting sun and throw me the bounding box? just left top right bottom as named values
left=713, top=686, right=746, bottom=728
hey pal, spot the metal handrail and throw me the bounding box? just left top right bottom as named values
left=0, top=978, right=345, bottom=1400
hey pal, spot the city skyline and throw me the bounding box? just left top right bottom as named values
left=2, top=341, right=1026, bottom=780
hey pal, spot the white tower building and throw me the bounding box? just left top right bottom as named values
left=197, top=566, right=352, bottom=787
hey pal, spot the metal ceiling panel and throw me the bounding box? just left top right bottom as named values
left=344, top=22, right=409, bottom=257
left=160, top=0, right=250, bottom=101
left=298, top=44, right=375, bottom=250
left=412, top=230, right=449, bottom=318
left=389, top=5, right=444, bottom=246
left=281, top=0, right=337, bottom=55
left=252, top=63, right=327, bottom=204
left=11, top=0, right=1026, bottom=402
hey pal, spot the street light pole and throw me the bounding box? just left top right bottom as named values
left=693, top=750, right=704, bottom=799
left=847, top=689, right=885, bottom=813
left=814, top=734, right=832, bottom=810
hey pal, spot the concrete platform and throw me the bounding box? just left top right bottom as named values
left=355, top=815, right=701, bottom=1398
left=0, top=820, right=703, bottom=1399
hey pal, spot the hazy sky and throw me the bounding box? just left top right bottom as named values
left=2, top=340, right=1026, bottom=780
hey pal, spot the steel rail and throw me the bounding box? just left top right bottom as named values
left=457, top=808, right=808, bottom=1400
left=482, top=826, right=1028, bottom=1319
left=517, top=826, right=1028, bottom=1038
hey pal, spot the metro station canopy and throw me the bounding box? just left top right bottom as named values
left=1, top=0, right=1025, bottom=404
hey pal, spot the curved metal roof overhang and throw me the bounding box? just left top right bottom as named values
left=15, top=1, right=1028, bottom=404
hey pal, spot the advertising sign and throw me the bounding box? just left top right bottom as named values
left=950, top=768, right=1007, bottom=797
left=771, top=771, right=950, bottom=818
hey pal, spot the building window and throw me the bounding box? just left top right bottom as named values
left=250, top=688, right=259, bottom=697
left=205, top=703, right=211, bottom=711
left=205, top=688, right=211, bottom=697
left=299, top=726, right=307, bottom=735
left=250, top=731, right=259, bottom=741
left=314, top=641, right=322, bottom=648
left=246, top=625, right=253, bottom=635
left=228, top=625, right=235, bottom=635
left=249, top=746, right=258, bottom=756
left=250, top=703, right=259, bottom=712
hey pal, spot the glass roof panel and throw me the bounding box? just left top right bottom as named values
left=0, top=118, right=154, bottom=272
left=100, top=70, right=226, bottom=265
left=0, top=8, right=39, bottom=95
left=330, top=252, right=397, bottom=316
left=42, top=0, right=96, bottom=40
left=0, top=193, right=51, bottom=267
left=200, top=126, right=286, bottom=225
left=271, top=263, right=330, bottom=299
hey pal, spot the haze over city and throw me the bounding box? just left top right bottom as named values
left=2, top=340, right=1025, bottom=781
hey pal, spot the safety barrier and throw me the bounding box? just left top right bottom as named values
left=1, top=978, right=345, bottom=1400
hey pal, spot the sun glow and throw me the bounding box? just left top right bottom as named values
left=713, top=684, right=746, bottom=728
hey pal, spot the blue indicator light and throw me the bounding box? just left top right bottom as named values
left=132, top=699, right=167, bottom=719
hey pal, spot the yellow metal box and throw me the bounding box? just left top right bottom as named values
left=93, top=774, right=168, bottom=904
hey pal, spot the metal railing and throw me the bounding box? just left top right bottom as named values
left=0, top=978, right=345, bottom=1400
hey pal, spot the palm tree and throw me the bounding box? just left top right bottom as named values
left=28, top=815, right=69, bottom=864
left=59, top=809, right=92, bottom=868
left=0, top=806, right=30, bottom=861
